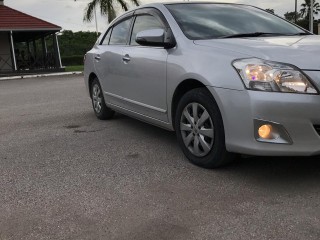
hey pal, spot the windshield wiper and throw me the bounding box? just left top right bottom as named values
left=290, top=32, right=312, bottom=36
left=220, top=32, right=287, bottom=38
left=219, top=32, right=312, bottom=39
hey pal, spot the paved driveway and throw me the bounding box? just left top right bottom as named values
left=0, top=75, right=319, bottom=240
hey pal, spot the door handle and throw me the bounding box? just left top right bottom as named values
left=122, top=54, right=130, bottom=63
left=95, top=55, right=101, bottom=61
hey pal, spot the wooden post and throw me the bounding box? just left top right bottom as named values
left=27, top=41, right=30, bottom=56
left=41, top=37, right=47, bottom=68
left=53, top=33, right=62, bottom=68
left=32, top=39, right=37, bottom=58
left=10, top=31, right=17, bottom=71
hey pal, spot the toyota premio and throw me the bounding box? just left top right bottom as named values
left=84, top=2, right=320, bottom=168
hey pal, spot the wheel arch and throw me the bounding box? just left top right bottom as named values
left=88, top=72, right=98, bottom=98
left=170, top=79, right=227, bottom=133
left=171, top=79, right=208, bottom=129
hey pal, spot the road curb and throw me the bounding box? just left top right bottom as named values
left=0, top=72, right=83, bottom=81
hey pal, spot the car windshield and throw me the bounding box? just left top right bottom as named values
left=166, top=3, right=307, bottom=40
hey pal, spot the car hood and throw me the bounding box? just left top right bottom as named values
left=194, top=35, right=320, bottom=70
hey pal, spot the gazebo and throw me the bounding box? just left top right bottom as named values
left=0, top=0, right=64, bottom=76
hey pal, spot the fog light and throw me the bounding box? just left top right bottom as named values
left=258, top=124, right=272, bottom=139
left=254, top=119, right=292, bottom=144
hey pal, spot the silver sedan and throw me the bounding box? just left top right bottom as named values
left=84, top=2, right=320, bottom=168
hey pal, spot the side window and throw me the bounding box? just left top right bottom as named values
left=130, top=15, right=164, bottom=46
left=101, top=28, right=112, bottom=45
left=109, top=18, right=132, bottom=45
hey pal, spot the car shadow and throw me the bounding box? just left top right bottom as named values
left=112, top=112, right=177, bottom=143
left=225, top=155, right=320, bottom=184
left=112, top=113, right=320, bottom=184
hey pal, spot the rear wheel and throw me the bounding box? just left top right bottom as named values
left=91, top=78, right=115, bottom=120
left=175, top=88, right=234, bottom=168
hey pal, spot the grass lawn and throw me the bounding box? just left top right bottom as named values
left=65, top=65, right=84, bottom=72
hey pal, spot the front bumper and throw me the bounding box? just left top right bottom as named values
left=209, top=87, right=320, bottom=156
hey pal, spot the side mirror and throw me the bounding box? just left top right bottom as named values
left=136, top=28, right=175, bottom=48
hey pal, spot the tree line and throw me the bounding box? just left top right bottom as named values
left=58, top=30, right=99, bottom=66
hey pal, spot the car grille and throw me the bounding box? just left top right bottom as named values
left=314, top=125, right=320, bottom=136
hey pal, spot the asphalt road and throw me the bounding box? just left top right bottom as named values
left=0, top=75, right=320, bottom=240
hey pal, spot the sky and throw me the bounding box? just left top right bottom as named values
left=5, top=0, right=312, bottom=32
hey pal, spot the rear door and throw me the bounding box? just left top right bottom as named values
left=94, top=14, right=133, bottom=104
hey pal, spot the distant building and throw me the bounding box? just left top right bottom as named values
left=0, top=0, right=63, bottom=76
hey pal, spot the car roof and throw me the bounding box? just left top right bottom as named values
left=137, top=1, right=249, bottom=8
left=108, top=1, right=252, bottom=28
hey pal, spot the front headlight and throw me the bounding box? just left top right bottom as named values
left=233, top=58, right=318, bottom=94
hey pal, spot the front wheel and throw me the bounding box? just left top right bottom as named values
left=91, top=78, right=115, bottom=120
left=175, top=88, right=234, bottom=168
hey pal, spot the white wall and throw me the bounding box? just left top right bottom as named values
left=0, top=32, right=12, bottom=71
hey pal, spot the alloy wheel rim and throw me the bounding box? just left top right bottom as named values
left=180, top=103, right=214, bottom=157
left=92, top=84, right=102, bottom=113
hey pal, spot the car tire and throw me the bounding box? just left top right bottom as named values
left=91, top=78, right=115, bottom=120
left=175, top=88, right=234, bottom=168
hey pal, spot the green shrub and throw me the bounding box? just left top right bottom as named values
left=65, top=65, right=84, bottom=72
left=61, top=55, right=84, bottom=66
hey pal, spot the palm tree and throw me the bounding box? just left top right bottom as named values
left=300, top=0, right=320, bottom=19
left=284, top=11, right=301, bottom=22
left=83, top=0, right=140, bottom=23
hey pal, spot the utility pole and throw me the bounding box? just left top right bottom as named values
left=310, top=0, right=314, bottom=32
left=74, top=0, right=99, bottom=36
left=295, top=0, right=297, bottom=23
left=93, top=5, right=99, bottom=36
